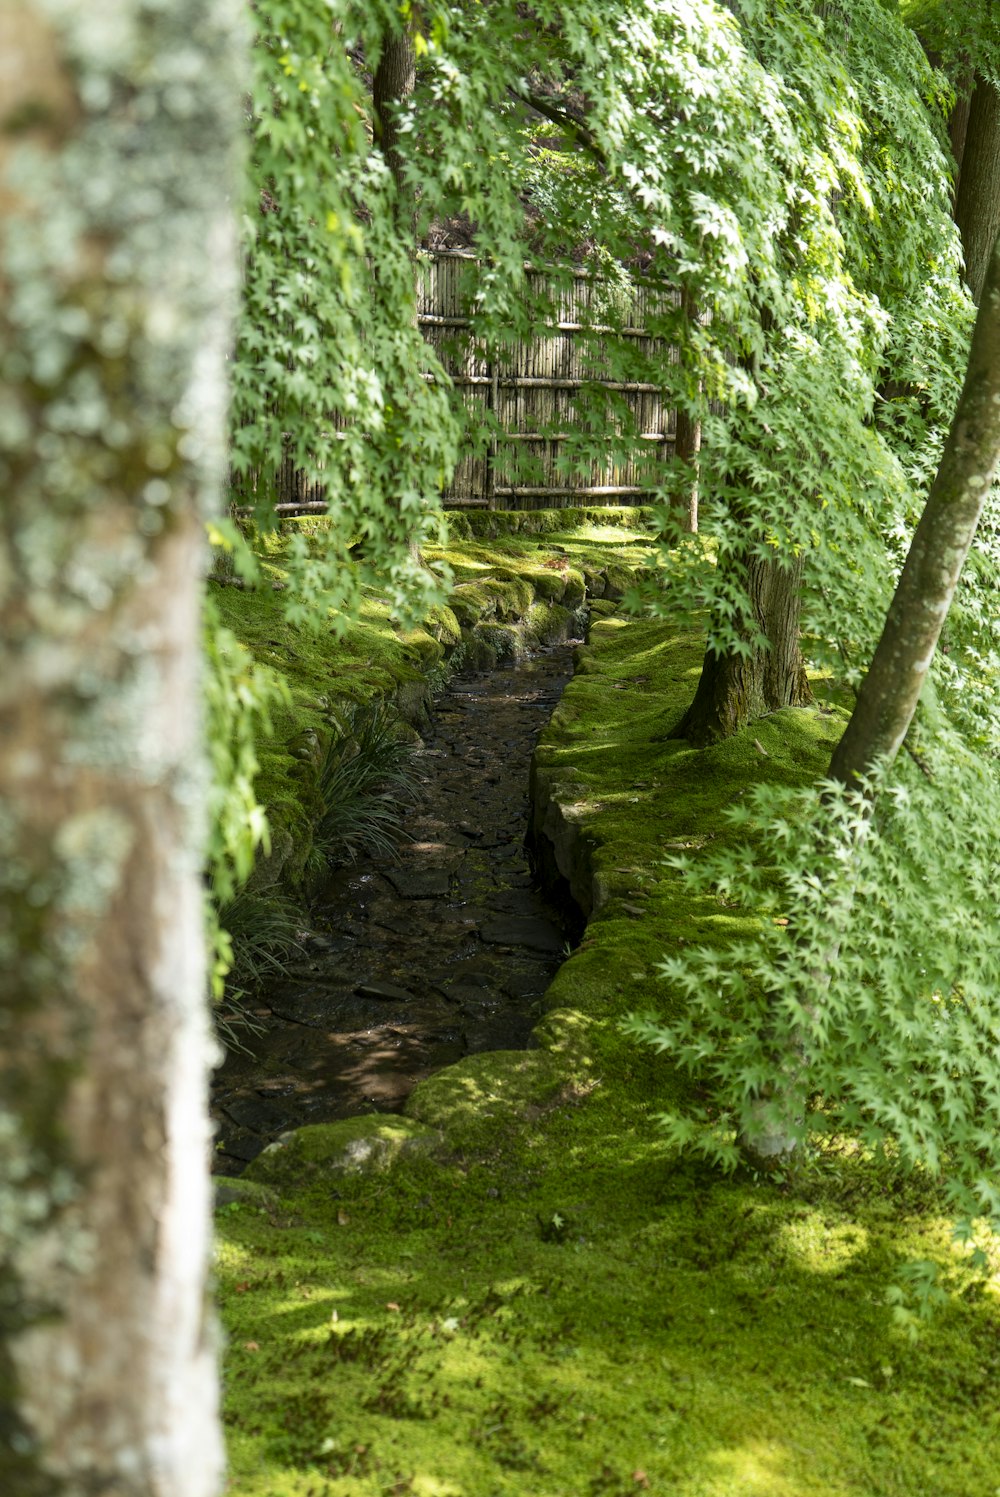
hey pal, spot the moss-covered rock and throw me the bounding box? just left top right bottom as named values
left=524, top=601, right=574, bottom=647
left=242, top=1116, right=444, bottom=1187
left=530, top=1007, right=599, bottom=1071
left=214, top=1176, right=280, bottom=1212
left=424, top=602, right=462, bottom=647
left=405, top=1049, right=566, bottom=1148
left=601, top=562, right=633, bottom=601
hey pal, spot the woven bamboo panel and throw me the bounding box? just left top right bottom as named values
left=235, top=250, right=678, bottom=514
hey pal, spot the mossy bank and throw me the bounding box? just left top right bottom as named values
left=216, top=601, right=1000, bottom=1497
left=211, top=509, right=651, bottom=891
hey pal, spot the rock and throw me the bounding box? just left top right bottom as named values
left=242, top=1116, right=444, bottom=1186
left=601, top=563, right=633, bottom=602
left=268, top=987, right=367, bottom=1028
left=406, top=1050, right=565, bottom=1146
left=480, top=916, right=565, bottom=953
left=215, top=1133, right=267, bottom=1164
left=214, top=1176, right=280, bottom=1211
left=490, top=889, right=553, bottom=917
left=355, top=981, right=416, bottom=1003
left=384, top=868, right=452, bottom=899
left=222, top=1096, right=299, bottom=1135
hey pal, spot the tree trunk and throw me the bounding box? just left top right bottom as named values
left=739, top=231, right=1000, bottom=1166
left=373, top=23, right=418, bottom=236
left=829, top=230, right=1000, bottom=788
left=673, top=408, right=701, bottom=532
left=948, top=68, right=973, bottom=194
left=0, top=3, right=242, bottom=1492
left=674, top=551, right=812, bottom=745
left=954, top=76, right=1000, bottom=304
left=372, top=21, right=424, bottom=567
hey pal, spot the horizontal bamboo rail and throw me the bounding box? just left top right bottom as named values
left=418, top=313, right=655, bottom=338
left=440, top=374, right=668, bottom=395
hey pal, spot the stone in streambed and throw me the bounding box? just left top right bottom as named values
left=385, top=868, right=452, bottom=899
left=215, top=1132, right=267, bottom=1164
left=222, top=1095, right=299, bottom=1135
left=480, top=916, right=565, bottom=953
left=356, top=980, right=417, bottom=1003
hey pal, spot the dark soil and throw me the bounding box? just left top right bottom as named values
left=211, top=644, right=580, bottom=1173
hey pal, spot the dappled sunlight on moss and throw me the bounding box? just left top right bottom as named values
left=775, top=1212, right=872, bottom=1275
left=216, top=558, right=1000, bottom=1497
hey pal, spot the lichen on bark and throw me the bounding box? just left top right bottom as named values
left=0, top=2, right=244, bottom=1491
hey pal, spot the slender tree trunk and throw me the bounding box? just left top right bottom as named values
left=829, top=231, right=1000, bottom=787
left=954, top=77, right=1000, bottom=305
left=673, top=407, right=701, bottom=532
left=372, top=20, right=426, bottom=566
left=0, top=3, right=242, bottom=1492
left=674, top=550, right=811, bottom=745
left=740, top=232, right=1000, bottom=1166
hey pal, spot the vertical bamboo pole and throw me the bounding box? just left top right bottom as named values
left=485, top=353, right=499, bottom=508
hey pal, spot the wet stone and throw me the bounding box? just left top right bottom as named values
left=356, top=981, right=417, bottom=1003
left=215, top=1133, right=268, bottom=1164
left=222, top=1095, right=299, bottom=1135
left=384, top=868, right=453, bottom=899
left=480, top=916, right=566, bottom=953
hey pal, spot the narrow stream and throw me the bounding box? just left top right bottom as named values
left=211, top=642, right=581, bottom=1173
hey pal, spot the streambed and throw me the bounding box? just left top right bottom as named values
left=211, top=642, right=580, bottom=1173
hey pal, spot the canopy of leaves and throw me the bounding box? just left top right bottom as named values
left=225, top=0, right=1000, bottom=1230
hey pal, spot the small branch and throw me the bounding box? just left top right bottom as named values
left=509, top=86, right=608, bottom=169
left=903, top=738, right=934, bottom=781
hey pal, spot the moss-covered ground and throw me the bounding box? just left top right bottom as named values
left=216, top=581, right=1000, bottom=1496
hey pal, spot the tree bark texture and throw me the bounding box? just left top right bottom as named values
left=948, top=72, right=973, bottom=192
left=829, top=231, right=1000, bottom=788
left=373, top=22, right=417, bottom=234
left=954, top=77, right=1000, bottom=304
left=674, top=550, right=812, bottom=746
left=0, top=4, right=243, bottom=1493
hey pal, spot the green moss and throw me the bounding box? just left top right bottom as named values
left=524, top=601, right=574, bottom=648
left=243, top=1117, right=444, bottom=1189
left=217, top=601, right=1000, bottom=1497
left=405, top=1050, right=566, bottom=1151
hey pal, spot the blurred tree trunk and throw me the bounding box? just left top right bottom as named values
left=0, top=3, right=242, bottom=1492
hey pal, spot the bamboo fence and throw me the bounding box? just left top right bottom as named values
left=238, top=250, right=679, bottom=514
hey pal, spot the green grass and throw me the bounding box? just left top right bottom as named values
left=216, top=598, right=1000, bottom=1497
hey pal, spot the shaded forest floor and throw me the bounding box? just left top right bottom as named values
left=214, top=517, right=1000, bottom=1497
